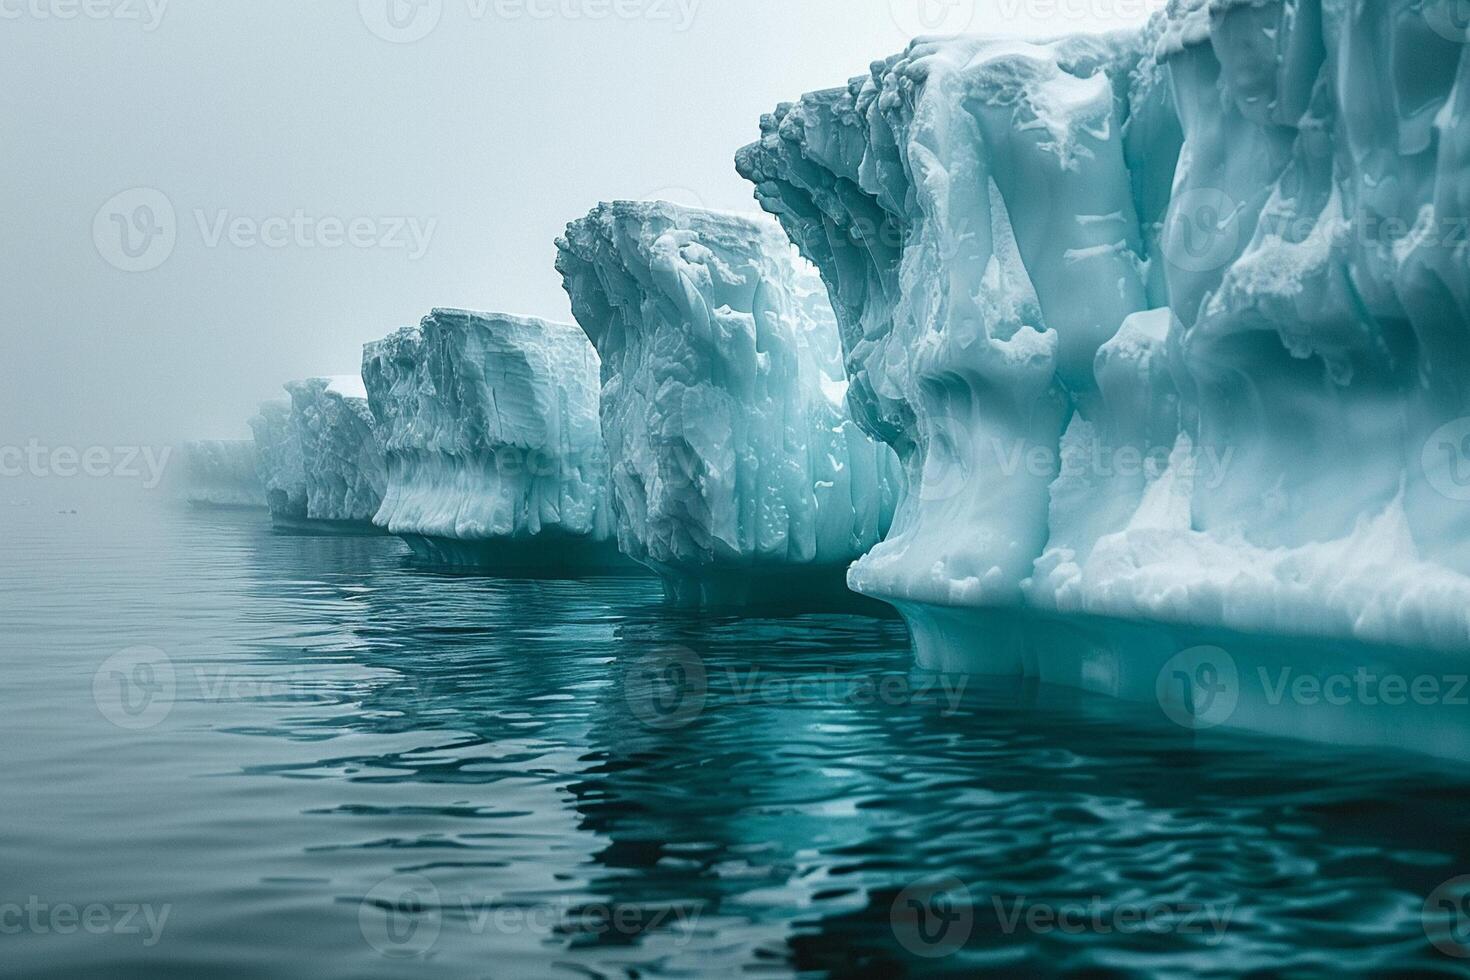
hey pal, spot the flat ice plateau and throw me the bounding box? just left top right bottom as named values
left=362, top=309, right=629, bottom=570
left=738, top=1, right=1470, bottom=754
left=558, top=201, right=899, bottom=607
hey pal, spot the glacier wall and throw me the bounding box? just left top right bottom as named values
left=361, top=308, right=628, bottom=570
left=737, top=4, right=1470, bottom=674
left=284, top=376, right=387, bottom=527
left=177, top=440, right=265, bottom=510
left=248, top=400, right=308, bottom=522
left=557, top=201, right=901, bottom=607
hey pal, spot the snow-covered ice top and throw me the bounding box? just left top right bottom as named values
left=361, top=309, right=616, bottom=552
left=284, top=376, right=386, bottom=525
left=177, top=440, right=265, bottom=509
left=557, top=200, right=899, bottom=605
left=737, top=4, right=1470, bottom=652
left=249, top=400, right=308, bottom=520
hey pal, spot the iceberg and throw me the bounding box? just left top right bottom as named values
left=283, top=376, right=388, bottom=530
left=557, top=200, right=900, bottom=608
left=362, top=309, right=631, bottom=571
left=176, top=440, right=265, bottom=510
left=248, top=400, right=308, bottom=523
left=738, top=3, right=1470, bottom=754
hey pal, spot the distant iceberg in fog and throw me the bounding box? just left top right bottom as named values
left=178, top=440, right=265, bottom=510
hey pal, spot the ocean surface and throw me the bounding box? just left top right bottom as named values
left=5, top=499, right=1470, bottom=977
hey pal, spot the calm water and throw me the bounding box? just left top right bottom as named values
left=5, top=499, right=1470, bottom=978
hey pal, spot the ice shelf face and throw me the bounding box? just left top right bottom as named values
left=556, top=200, right=900, bottom=607
left=284, top=376, right=387, bottom=525
left=361, top=309, right=626, bottom=569
left=248, top=401, right=308, bottom=521
left=737, top=3, right=1470, bottom=656
left=177, top=440, right=265, bottom=509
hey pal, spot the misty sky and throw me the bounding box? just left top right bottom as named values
left=3, top=0, right=1163, bottom=448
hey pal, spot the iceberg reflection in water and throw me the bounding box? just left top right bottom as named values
left=5, top=501, right=1470, bottom=976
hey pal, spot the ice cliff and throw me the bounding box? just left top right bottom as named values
left=557, top=201, right=900, bottom=607
left=283, top=376, right=387, bottom=528
left=737, top=1, right=1470, bottom=723
left=177, top=440, right=265, bottom=509
left=361, top=309, right=627, bottom=570
left=249, top=400, right=308, bottom=522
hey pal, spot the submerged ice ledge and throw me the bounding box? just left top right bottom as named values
left=557, top=201, right=900, bottom=607
left=737, top=4, right=1470, bottom=657
left=362, top=308, right=631, bottom=570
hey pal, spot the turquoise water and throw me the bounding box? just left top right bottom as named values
left=4, top=500, right=1470, bottom=977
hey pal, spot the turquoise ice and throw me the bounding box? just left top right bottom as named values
left=557, top=201, right=900, bottom=607
left=738, top=1, right=1470, bottom=752
left=362, top=309, right=627, bottom=571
